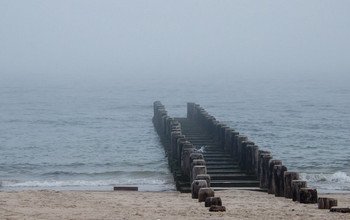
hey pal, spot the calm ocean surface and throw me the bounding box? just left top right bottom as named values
left=1, top=74, right=349, bottom=192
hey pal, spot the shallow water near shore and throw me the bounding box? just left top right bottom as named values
left=1, top=74, right=349, bottom=192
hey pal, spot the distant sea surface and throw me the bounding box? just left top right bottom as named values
left=1, top=74, right=349, bottom=192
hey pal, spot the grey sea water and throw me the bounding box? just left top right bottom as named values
left=0, top=74, right=349, bottom=192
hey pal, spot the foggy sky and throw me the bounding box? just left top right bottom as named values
left=1, top=0, right=349, bottom=81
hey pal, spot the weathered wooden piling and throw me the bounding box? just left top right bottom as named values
left=284, top=172, right=299, bottom=199
left=318, top=197, right=338, bottom=209
left=181, top=146, right=196, bottom=177
left=273, top=165, right=287, bottom=197
left=195, top=174, right=211, bottom=187
left=260, top=154, right=273, bottom=189
left=292, top=180, right=307, bottom=202
left=191, top=165, right=207, bottom=184
left=299, top=188, right=318, bottom=204
left=205, top=197, right=222, bottom=207
left=267, top=160, right=282, bottom=194
left=198, top=188, right=215, bottom=202
left=191, top=159, right=206, bottom=171
left=191, top=180, right=208, bottom=199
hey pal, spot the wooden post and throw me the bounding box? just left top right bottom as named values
left=251, top=145, right=259, bottom=175
left=240, top=140, right=254, bottom=170
left=205, top=197, right=222, bottom=207
left=245, top=144, right=255, bottom=173
left=318, top=197, right=338, bottom=209
left=176, top=138, right=188, bottom=161
left=291, top=180, right=307, bottom=202
left=284, top=172, right=299, bottom=199
left=258, top=150, right=270, bottom=179
left=299, top=188, right=317, bottom=204
left=191, top=165, right=207, bottom=184
left=191, top=159, right=206, bottom=172
left=273, top=165, right=287, bottom=197
left=179, top=143, right=193, bottom=167
left=237, top=135, right=248, bottom=163
left=198, top=188, right=215, bottom=202
left=224, top=128, right=234, bottom=153
left=195, top=174, right=211, bottom=187
left=260, top=154, right=272, bottom=189
left=187, top=102, right=195, bottom=119
left=267, top=160, right=282, bottom=194
left=191, top=180, right=208, bottom=199
left=230, top=131, right=239, bottom=157
left=189, top=153, right=204, bottom=167
left=181, top=147, right=196, bottom=177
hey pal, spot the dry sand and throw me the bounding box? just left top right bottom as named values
left=0, top=188, right=349, bottom=220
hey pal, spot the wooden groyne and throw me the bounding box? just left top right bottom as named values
left=153, top=101, right=340, bottom=210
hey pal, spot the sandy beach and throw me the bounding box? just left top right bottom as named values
left=0, top=189, right=349, bottom=220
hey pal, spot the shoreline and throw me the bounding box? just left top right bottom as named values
left=1, top=188, right=349, bottom=219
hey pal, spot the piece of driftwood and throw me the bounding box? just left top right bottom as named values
left=198, top=188, right=214, bottom=202
left=318, top=197, right=338, bottom=209
left=330, top=207, right=350, bottom=213
left=205, top=197, right=222, bottom=207
left=209, top=205, right=226, bottom=212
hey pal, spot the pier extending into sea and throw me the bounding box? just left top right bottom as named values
left=153, top=101, right=343, bottom=211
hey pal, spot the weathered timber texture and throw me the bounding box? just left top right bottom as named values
left=318, top=197, right=338, bottom=209
left=198, top=188, right=215, bottom=202
left=292, top=180, right=307, bottom=202
left=267, top=160, right=282, bottom=194
left=273, top=165, right=287, bottom=197
left=205, top=197, right=222, bottom=207
left=299, top=188, right=318, bottom=204
left=191, top=180, right=208, bottom=199
left=284, top=172, right=299, bottom=199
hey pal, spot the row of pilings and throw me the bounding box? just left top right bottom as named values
left=153, top=101, right=338, bottom=210
left=153, top=101, right=210, bottom=193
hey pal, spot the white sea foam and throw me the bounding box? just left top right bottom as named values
left=0, top=178, right=175, bottom=191
left=300, top=171, right=350, bottom=192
